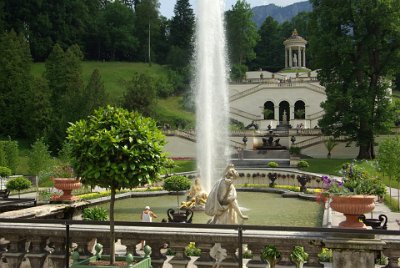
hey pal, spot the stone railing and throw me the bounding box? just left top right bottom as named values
left=0, top=219, right=399, bottom=268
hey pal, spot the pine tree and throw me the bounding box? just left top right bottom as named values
left=0, top=30, right=33, bottom=138
left=83, top=69, right=108, bottom=115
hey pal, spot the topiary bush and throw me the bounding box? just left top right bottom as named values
left=163, top=175, right=192, bottom=208
left=267, top=161, right=279, bottom=168
left=297, top=160, right=310, bottom=168
left=0, top=166, right=11, bottom=177
left=6, top=176, right=32, bottom=198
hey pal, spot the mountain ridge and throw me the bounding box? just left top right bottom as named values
left=252, top=1, right=312, bottom=27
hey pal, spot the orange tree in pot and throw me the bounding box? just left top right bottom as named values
left=67, top=106, right=169, bottom=265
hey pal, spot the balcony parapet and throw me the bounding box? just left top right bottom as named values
left=0, top=219, right=399, bottom=268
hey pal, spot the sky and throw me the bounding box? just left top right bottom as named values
left=158, top=0, right=303, bottom=18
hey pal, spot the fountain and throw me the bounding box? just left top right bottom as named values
left=194, top=0, right=230, bottom=193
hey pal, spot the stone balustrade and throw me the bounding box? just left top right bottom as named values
left=0, top=219, right=399, bottom=268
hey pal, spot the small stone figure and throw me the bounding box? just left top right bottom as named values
left=245, top=120, right=259, bottom=130
left=205, top=164, right=248, bottom=224
left=274, top=138, right=280, bottom=146
left=268, top=136, right=274, bottom=146
left=181, top=178, right=208, bottom=210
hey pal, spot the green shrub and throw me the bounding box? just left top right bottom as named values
left=38, top=189, right=52, bottom=201
left=267, top=162, right=279, bottom=168
left=290, top=246, right=308, bottom=265
left=289, top=146, right=301, bottom=156
left=261, top=245, right=281, bottom=268
left=0, top=166, right=11, bottom=177
left=163, top=175, right=191, bottom=192
left=297, top=160, right=310, bottom=168
left=185, top=242, right=201, bottom=257
left=82, top=207, right=109, bottom=221
left=6, top=176, right=32, bottom=198
left=318, top=248, right=332, bottom=262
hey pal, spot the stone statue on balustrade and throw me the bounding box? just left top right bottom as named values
left=205, top=164, right=248, bottom=224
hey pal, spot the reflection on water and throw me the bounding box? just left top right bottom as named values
left=100, top=192, right=323, bottom=227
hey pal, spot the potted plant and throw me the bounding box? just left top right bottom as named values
left=267, top=173, right=278, bottom=187
left=320, top=162, right=386, bottom=228
left=67, top=106, right=169, bottom=266
left=260, top=245, right=281, bottom=268
left=290, top=246, right=308, bottom=268
left=71, top=243, right=152, bottom=268
left=50, top=165, right=81, bottom=202
left=163, top=175, right=193, bottom=222
left=318, top=247, right=332, bottom=264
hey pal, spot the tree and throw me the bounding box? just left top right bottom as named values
left=377, top=136, right=400, bottom=203
left=0, top=30, right=33, bottom=138
left=66, top=106, right=168, bottom=265
left=28, top=138, right=52, bottom=177
left=225, top=0, right=259, bottom=66
left=163, top=175, right=191, bottom=208
left=309, top=0, right=400, bottom=159
left=134, top=0, right=161, bottom=64
left=23, top=77, right=53, bottom=141
left=96, top=1, right=138, bottom=60
left=6, top=177, right=32, bottom=198
left=251, top=16, right=282, bottom=71
left=324, top=137, right=338, bottom=159
left=45, top=44, right=85, bottom=151
left=168, top=0, right=195, bottom=67
left=83, top=69, right=108, bottom=115
left=122, top=72, right=157, bottom=116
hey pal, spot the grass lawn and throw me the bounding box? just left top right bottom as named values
left=300, top=159, right=351, bottom=176
left=31, top=61, right=170, bottom=101
left=155, top=97, right=195, bottom=127
left=171, top=160, right=196, bottom=173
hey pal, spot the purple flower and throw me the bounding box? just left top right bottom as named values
left=322, top=175, right=332, bottom=187
left=336, top=180, right=344, bottom=187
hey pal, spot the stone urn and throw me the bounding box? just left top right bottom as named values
left=52, top=178, right=81, bottom=202
left=330, top=195, right=375, bottom=228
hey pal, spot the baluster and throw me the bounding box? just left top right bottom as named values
left=46, top=236, right=66, bottom=268
left=245, top=242, right=265, bottom=268
left=145, top=238, right=167, bottom=268
left=193, top=242, right=214, bottom=268
left=168, top=241, right=191, bottom=268
left=383, top=246, right=400, bottom=268
left=304, top=240, right=323, bottom=267
left=3, top=234, right=25, bottom=268
left=25, top=235, right=48, bottom=268
left=218, top=241, right=239, bottom=268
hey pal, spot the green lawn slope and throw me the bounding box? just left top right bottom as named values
left=31, top=61, right=170, bottom=100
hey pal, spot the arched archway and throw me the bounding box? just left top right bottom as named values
left=294, top=100, right=305, bottom=119
left=263, top=101, right=275, bottom=120
left=279, top=101, right=290, bottom=125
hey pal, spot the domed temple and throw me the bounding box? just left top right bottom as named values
left=229, top=29, right=326, bottom=130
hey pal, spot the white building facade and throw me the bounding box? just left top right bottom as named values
left=229, top=30, right=326, bottom=130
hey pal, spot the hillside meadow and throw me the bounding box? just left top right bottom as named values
left=31, top=61, right=170, bottom=100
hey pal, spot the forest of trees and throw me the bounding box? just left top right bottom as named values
left=0, top=0, right=399, bottom=159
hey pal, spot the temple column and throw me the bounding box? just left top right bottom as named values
left=303, top=48, right=306, bottom=67
left=289, top=47, right=292, bottom=67
left=285, top=48, right=288, bottom=68
left=298, top=47, right=301, bottom=67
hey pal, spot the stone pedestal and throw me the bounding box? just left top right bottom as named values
left=25, top=253, right=47, bottom=268
left=324, top=238, right=385, bottom=268
left=3, top=252, right=24, bottom=268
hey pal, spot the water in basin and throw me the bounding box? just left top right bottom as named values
left=100, top=192, right=323, bottom=227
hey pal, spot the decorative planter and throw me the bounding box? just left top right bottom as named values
left=71, top=244, right=152, bottom=268
left=330, top=195, right=375, bottom=229
left=167, top=208, right=193, bottom=223
left=51, top=178, right=81, bottom=202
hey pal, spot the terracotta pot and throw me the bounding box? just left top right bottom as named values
left=52, top=178, right=81, bottom=202
left=330, top=195, right=375, bottom=229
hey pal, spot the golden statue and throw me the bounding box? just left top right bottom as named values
left=180, top=178, right=208, bottom=210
